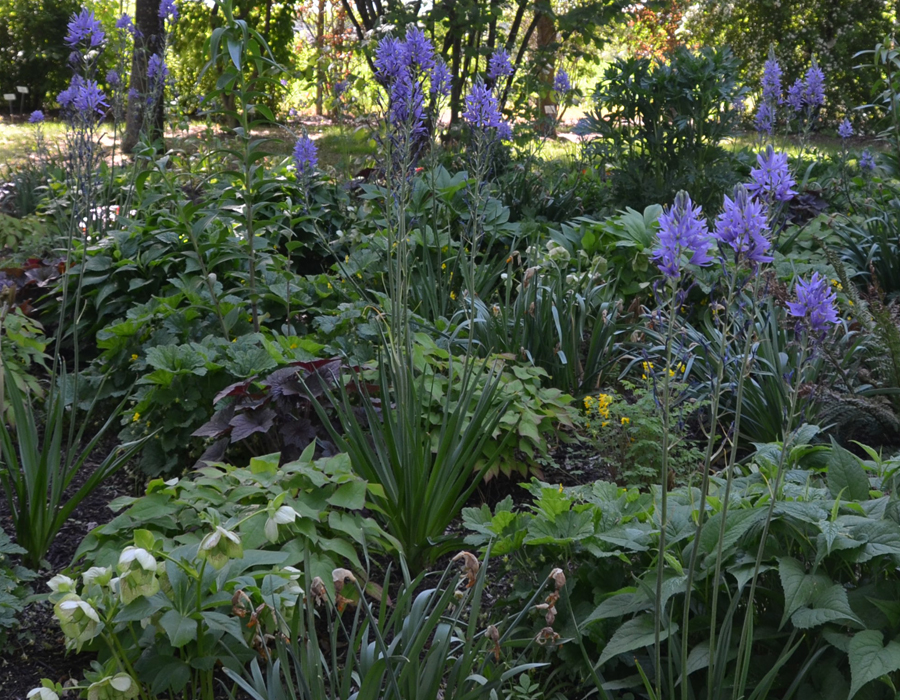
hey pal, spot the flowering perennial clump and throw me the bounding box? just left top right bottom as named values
left=651, top=191, right=712, bottom=280
left=746, top=146, right=797, bottom=202
left=787, top=272, right=840, bottom=337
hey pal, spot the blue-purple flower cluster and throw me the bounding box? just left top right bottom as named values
left=838, top=119, right=853, bottom=139
left=293, top=134, right=318, bottom=177
left=787, top=272, right=839, bottom=337
left=860, top=150, right=876, bottom=173
left=713, top=185, right=772, bottom=266
left=756, top=49, right=826, bottom=135
left=65, top=8, right=105, bottom=49
left=553, top=69, right=572, bottom=96
left=653, top=144, right=798, bottom=278
left=746, top=145, right=797, bottom=202
left=652, top=191, right=712, bottom=280
left=374, top=26, right=450, bottom=135
left=461, top=48, right=514, bottom=141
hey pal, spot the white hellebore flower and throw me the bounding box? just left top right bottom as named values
left=83, top=566, right=113, bottom=587
left=117, top=547, right=159, bottom=604
left=54, top=594, right=101, bottom=649
left=47, top=574, right=76, bottom=594
left=265, top=505, right=298, bottom=543
left=26, top=687, right=59, bottom=700
left=198, top=525, right=243, bottom=569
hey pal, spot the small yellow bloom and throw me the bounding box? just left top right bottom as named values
left=601, top=421, right=609, bottom=428
left=344, top=255, right=349, bottom=263
left=621, top=417, right=630, bottom=425
left=450, top=291, right=457, bottom=300
left=132, top=412, right=140, bottom=422
left=130, top=354, right=138, bottom=361
left=442, top=263, right=447, bottom=270
left=327, top=282, right=332, bottom=289
left=290, top=343, right=298, bottom=349
left=356, top=273, right=362, bottom=279
left=848, top=300, right=854, bottom=306
left=442, top=246, right=448, bottom=253
left=558, top=484, right=563, bottom=493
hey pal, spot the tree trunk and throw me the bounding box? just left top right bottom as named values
left=535, top=10, right=557, bottom=137
left=315, top=0, right=327, bottom=116
left=123, top=0, right=164, bottom=153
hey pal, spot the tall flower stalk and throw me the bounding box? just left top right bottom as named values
left=648, top=191, right=712, bottom=697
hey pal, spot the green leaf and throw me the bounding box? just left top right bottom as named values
left=249, top=453, right=279, bottom=475
left=791, top=583, right=862, bottom=629
left=327, top=480, right=367, bottom=510
left=599, top=614, right=678, bottom=666
left=827, top=438, right=870, bottom=501
left=848, top=630, right=900, bottom=699
left=159, top=609, right=198, bottom=647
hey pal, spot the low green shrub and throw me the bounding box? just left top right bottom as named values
left=0, top=528, right=35, bottom=647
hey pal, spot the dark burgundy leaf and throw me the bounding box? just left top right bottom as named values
left=214, top=379, right=256, bottom=406
left=229, top=407, right=277, bottom=442
left=191, top=404, right=235, bottom=438
left=263, top=367, right=305, bottom=398
left=193, top=437, right=230, bottom=468
left=280, top=418, right=317, bottom=448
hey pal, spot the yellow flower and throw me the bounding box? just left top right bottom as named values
left=601, top=421, right=609, bottom=428
left=848, top=300, right=854, bottom=306
left=130, top=354, right=138, bottom=362
left=290, top=343, right=298, bottom=349
left=442, top=246, right=448, bottom=253
left=450, top=291, right=457, bottom=301
left=344, top=255, right=349, bottom=262
left=132, top=412, right=140, bottom=423
left=621, top=416, right=630, bottom=425
left=558, top=484, right=563, bottom=493
left=327, top=282, right=332, bottom=289
left=442, top=263, right=447, bottom=270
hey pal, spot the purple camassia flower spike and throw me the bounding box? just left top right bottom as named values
left=389, top=72, right=426, bottom=132
left=747, top=145, right=797, bottom=202
left=553, top=69, right=572, bottom=95
left=106, top=69, right=121, bottom=87
left=66, top=8, right=105, bottom=49
left=159, top=0, right=179, bottom=21
left=462, top=80, right=504, bottom=130
left=860, top=150, right=876, bottom=173
left=754, top=101, right=774, bottom=135
left=786, top=79, right=804, bottom=113
left=787, top=272, right=839, bottom=338
left=488, top=48, right=513, bottom=81
left=838, top=119, right=853, bottom=139
left=402, top=26, right=435, bottom=71
left=374, top=36, right=405, bottom=82
left=293, top=135, right=318, bottom=177
left=148, top=54, right=168, bottom=82
left=116, top=13, right=137, bottom=35
left=713, top=185, right=772, bottom=267
left=761, top=46, right=783, bottom=104
left=29, top=110, right=44, bottom=123
left=651, top=191, right=712, bottom=280
left=430, top=60, right=451, bottom=97
left=72, top=79, right=108, bottom=116
left=802, top=58, right=825, bottom=108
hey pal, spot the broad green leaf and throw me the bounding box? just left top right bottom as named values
left=159, top=609, right=198, bottom=647
left=779, top=556, right=833, bottom=629
left=848, top=630, right=900, bottom=699
left=791, top=583, right=862, bottom=629
left=598, top=614, right=678, bottom=666
left=827, top=439, right=869, bottom=502
left=327, top=480, right=367, bottom=510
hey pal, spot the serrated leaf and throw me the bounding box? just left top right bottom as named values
left=791, top=583, right=862, bottom=629
left=828, top=438, right=869, bottom=501
left=848, top=630, right=900, bottom=698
